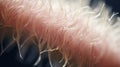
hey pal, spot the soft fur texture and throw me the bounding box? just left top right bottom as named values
left=0, top=0, right=120, bottom=67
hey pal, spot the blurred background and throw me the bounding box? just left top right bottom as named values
left=0, top=0, right=120, bottom=67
